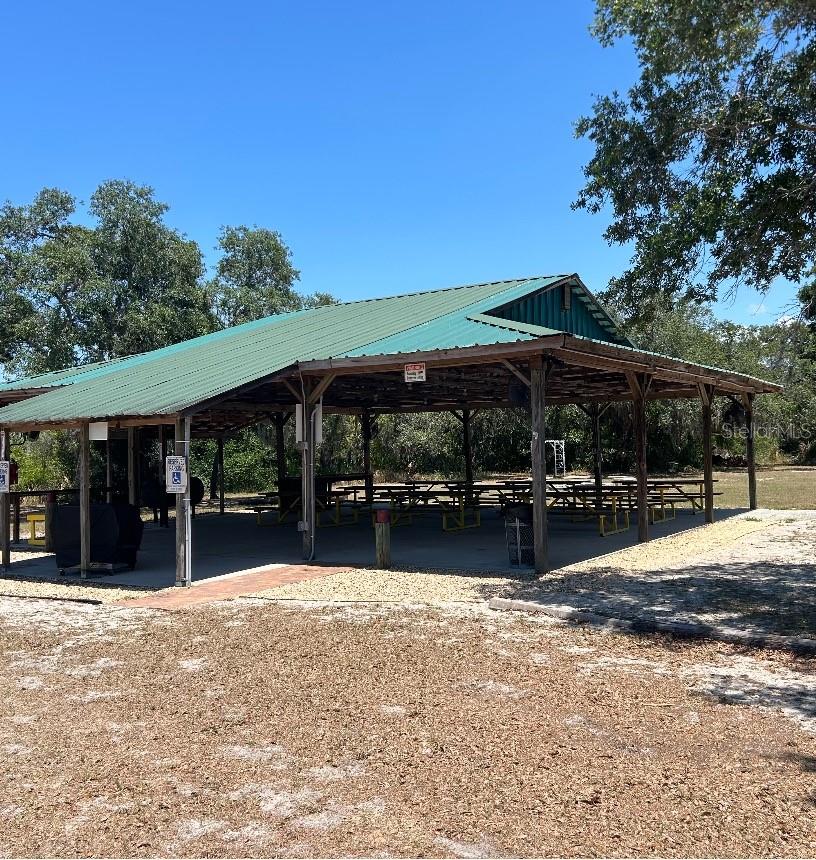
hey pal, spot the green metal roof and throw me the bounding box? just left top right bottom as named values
left=0, top=357, right=130, bottom=393
left=0, top=273, right=779, bottom=426
left=0, top=276, right=578, bottom=424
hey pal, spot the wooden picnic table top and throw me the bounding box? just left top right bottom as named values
left=608, top=475, right=716, bottom=485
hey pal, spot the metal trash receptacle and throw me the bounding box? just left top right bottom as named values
left=504, top=503, right=534, bottom=566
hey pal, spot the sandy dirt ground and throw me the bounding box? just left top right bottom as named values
left=504, top=511, right=816, bottom=637
left=1, top=593, right=814, bottom=858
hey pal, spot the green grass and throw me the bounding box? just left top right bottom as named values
left=714, top=467, right=816, bottom=510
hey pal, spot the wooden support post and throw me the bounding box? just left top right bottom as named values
left=627, top=373, right=650, bottom=543
left=361, top=409, right=373, bottom=504
left=0, top=429, right=10, bottom=570
left=159, top=424, right=169, bottom=527
left=44, top=492, right=56, bottom=553
left=699, top=384, right=715, bottom=523
left=744, top=393, right=757, bottom=510
left=589, top=403, right=603, bottom=507
left=217, top=436, right=225, bottom=515
left=462, top=408, right=473, bottom=485
left=175, top=417, right=192, bottom=587
left=127, top=427, right=137, bottom=507
left=297, top=375, right=333, bottom=559
left=275, top=413, right=287, bottom=489
left=78, top=422, right=91, bottom=579
left=530, top=356, right=548, bottom=575
left=300, top=386, right=317, bottom=560
left=105, top=438, right=112, bottom=503
left=374, top=510, right=391, bottom=568
left=12, top=496, right=20, bottom=544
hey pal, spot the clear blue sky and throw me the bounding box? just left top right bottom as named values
left=0, top=0, right=798, bottom=324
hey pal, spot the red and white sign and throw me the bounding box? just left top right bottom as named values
left=404, top=362, right=426, bottom=383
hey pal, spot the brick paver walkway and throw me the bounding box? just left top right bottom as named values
left=118, top=564, right=349, bottom=610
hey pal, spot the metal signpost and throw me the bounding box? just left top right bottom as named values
left=166, top=453, right=191, bottom=586
left=0, top=461, right=8, bottom=494
left=165, top=455, right=188, bottom=494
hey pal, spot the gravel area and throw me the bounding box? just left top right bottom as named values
left=1, top=550, right=151, bottom=604
left=252, top=567, right=515, bottom=604
left=1, top=594, right=815, bottom=857
left=505, top=511, right=816, bottom=637
left=562, top=509, right=811, bottom=573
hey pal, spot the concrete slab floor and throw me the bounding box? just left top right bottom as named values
left=1, top=505, right=747, bottom=590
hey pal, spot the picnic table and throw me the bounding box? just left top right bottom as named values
left=255, top=483, right=361, bottom=528
left=498, top=478, right=634, bottom=535
left=610, top=475, right=719, bottom=521
left=342, top=480, right=502, bottom=531
left=251, top=473, right=719, bottom=537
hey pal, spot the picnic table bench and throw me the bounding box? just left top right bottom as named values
left=610, top=476, right=722, bottom=521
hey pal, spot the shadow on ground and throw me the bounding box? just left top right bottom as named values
left=497, top=559, right=816, bottom=637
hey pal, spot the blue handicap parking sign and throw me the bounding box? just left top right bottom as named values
left=172, top=470, right=182, bottom=485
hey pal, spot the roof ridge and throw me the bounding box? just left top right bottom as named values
left=334, top=276, right=563, bottom=358
left=332, top=275, right=563, bottom=307
left=466, top=312, right=562, bottom=338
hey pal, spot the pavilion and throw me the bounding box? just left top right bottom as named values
left=0, top=274, right=780, bottom=583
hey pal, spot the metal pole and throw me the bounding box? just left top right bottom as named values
left=530, top=356, right=548, bottom=575
left=174, top=417, right=192, bottom=587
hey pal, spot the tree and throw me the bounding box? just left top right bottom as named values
left=801, top=280, right=816, bottom=330
left=574, top=0, right=816, bottom=320
left=0, top=181, right=216, bottom=376
left=0, top=188, right=87, bottom=374
left=83, top=180, right=216, bottom=359
left=209, top=225, right=334, bottom=328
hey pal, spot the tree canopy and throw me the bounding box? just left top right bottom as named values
left=574, top=0, right=816, bottom=319
left=209, top=225, right=334, bottom=329
left=0, top=182, right=333, bottom=379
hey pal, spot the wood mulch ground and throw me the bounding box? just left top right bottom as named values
left=1, top=594, right=814, bottom=858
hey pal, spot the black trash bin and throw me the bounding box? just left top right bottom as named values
left=504, top=503, right=534, bottom=566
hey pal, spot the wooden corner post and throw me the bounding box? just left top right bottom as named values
left=217, top=436, right=226, bottom=515
left=1, top=429, right=10, bottom=570
left=175, top=417, right=192, bottom=587
left=275, top=413, right=287, bottom=489
left=627, top=372, right=650, bottom=543
left=105, top=438, right=112, bottom=504
left=462, top=408, right=474, bottom=486
left=79, top=422, right=91, bottom=579
left=589, top=403, right=605, bottom=508
left=743, top=393, right=757, bottom=510
left=530, top=356, right=549, bottom=575
left=159, top=424, right=169, bottom=527
left=299, top=374, right=334, bottom=560
left=127, top=427, right=138, bottom=506
left=699, top=383, right=715, bottom=523
left=361, top=409, right=373, bottom=505
left=299, top=385, right=316, bottom=561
